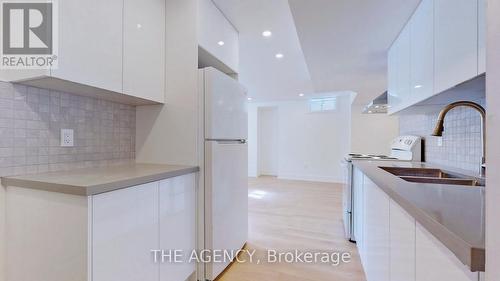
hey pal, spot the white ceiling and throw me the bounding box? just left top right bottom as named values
left=213, top=0, right=317, bottom=102
left=214, top=0, right=421, bottom=104
left=288, top=0, right=420, bottom=104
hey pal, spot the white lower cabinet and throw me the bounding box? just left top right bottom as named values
left=353, top=167, right=365, bottom=260
left=92, top=174, right=197, bottom=281
left=92, top=182, right=160, bottom=281
left=390, top=200, right=416, bottom=281
left=357, top=171, right=481, bottom=281
left=362, top=177, right=390, bottom=281
left=159, top=174, right=197, bottom=281
left=415, top=223, right=478, bottom=281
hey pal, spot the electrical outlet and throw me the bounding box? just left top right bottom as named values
left=437, top=137, right=443, bottom=147
left=61, top=129, right=74, bottom=147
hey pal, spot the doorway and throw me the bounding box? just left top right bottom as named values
left=257, top=107, right=279, bottom=176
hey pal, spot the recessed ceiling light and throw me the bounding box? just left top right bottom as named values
left=262, top=30, right=272, bottom=37
left=275, top=53, right=284, bottom=59
left=217, top=41, right=225, bottom=46
left=299, top=93, right=304, bottom=97
left=414, top=85, right=422, bottom=89
left=247, top=97, right=253, bottom=101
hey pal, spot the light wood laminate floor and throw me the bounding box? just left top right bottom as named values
left=216, top=176, right=366, bottom=281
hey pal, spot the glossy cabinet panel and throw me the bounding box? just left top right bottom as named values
left=415, top=223, right=478, bottom=281
left=357, top=170, right=481, bottom=281
left=159, top=174, right=197, bottom=281
left=0, top=0, right=165, bottom=104
left=362, top=176, right=390, bottom=281
left=410, top=0, right=434, bottom=104
left=390, top=200, right=416, bottom=281
left=388, top=0, right=484, bottom=115
left=52, top=0, right=123, bottom=93
left=123, top=0, right=165, bottom=103
left=92, top=182, right=159, bottom=281
left=388, top=25, right=410, bottom=114
left=92, top=173, right=197, bottom=281
left=353, top=167, right=365, bottom=260
left=198, top=0, right=239, bottom=73
left=434, top=0, right=478, bottom=94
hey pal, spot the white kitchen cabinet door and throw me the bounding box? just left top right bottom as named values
left=353, top=167, right=365, bottom=260
left=478, top=0, right=486, bottom=74
left=434, top=0, right=478, bottom=94
left=415, top=223, right=478, bottom=281
left=387, top=42, right=399, bottom=114
left=92, top=182, right=159, bottom=281
left=51, top=0, right=123, bottom=93
left=123, top=0, right=165, bottom=103
left=390, top=200, right=416, bottom=281
left=410, top=0, right=434, bottom=104
left=198, top=0, right=239, bottom=73
left=388, top=25, right=411, bottom=114
left=159, top=173, right=197, bottom=281
left=362, top=177, right=390, bottom=281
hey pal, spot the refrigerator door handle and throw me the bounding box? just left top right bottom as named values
left=207, top=139, right=247, bottom=144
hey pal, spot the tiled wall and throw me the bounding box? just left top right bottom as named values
left=399, top=99, right=485, bottom=173
left=0, top=82, right=136, bottom=177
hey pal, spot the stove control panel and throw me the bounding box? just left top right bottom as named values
left=390, top=135, right=422, bottom=161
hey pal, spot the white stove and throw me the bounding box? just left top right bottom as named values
left=345, top=153, right=398, bottom=161
left=342, top=136, right=422, bottom=242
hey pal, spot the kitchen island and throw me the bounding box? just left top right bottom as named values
left=352, top=160, right=484, bottom=281
left=1, top=163, right=199, bottom=281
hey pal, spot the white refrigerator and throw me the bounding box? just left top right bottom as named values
left=198, top=67, right=248, bottom=281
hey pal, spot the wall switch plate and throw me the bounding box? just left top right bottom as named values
left=61, top=129, right=74, bottom=147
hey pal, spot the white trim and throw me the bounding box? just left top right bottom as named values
left=277, top=174, right=343, bottom=184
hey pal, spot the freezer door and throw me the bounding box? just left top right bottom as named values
left=205, top=140, right=248, bottom=280
left=203, top=67, right=248, bottom=140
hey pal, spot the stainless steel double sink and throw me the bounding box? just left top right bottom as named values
left=380, top=166, right=485, bottom=187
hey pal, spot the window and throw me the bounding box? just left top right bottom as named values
left=309, top=97, right=337, bottom=112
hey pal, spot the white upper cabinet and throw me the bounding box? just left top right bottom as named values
left=52, top=0, right=123, bottom=93
left=387, top=41, right=399, bottom=114
left=388, top=25, right=410, bottom=114
left=410, top=0, right=434, bottom=104
left=123, top=0, right=166, bottom=103
left=434, top=0, right=478, bottom=94
left=0, top=0, right=165, bottom=105
left=478, top=0, right=486, bottom=74
left=388, top=0, right=484, bottom=114
left=198, top=0, right=239, bottom=73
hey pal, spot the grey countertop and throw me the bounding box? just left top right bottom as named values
left=1, top=163, right=199, bottom=196
left=352, top=160, right=485, bottom=272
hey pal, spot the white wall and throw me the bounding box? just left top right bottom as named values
left=248, top=95, right=351, bottom=183
left=135, top=0, right=199, bottom=166
left=351, top=104, right=400, bottom=155
left=486, top=0, right=500, bottom=279
left=0, top=186, right=4, bottom=281
left=257, top=107, right=279, bottom=176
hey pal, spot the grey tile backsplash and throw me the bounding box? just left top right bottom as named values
left=399, top=98, right=485, bottom=173
left=0, top=81, right=136, bottom=177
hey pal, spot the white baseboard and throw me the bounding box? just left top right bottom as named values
left=277, top=174, right=343, bottom=184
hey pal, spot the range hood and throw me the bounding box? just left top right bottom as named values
left=363, top=91, right=388, bottom=114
